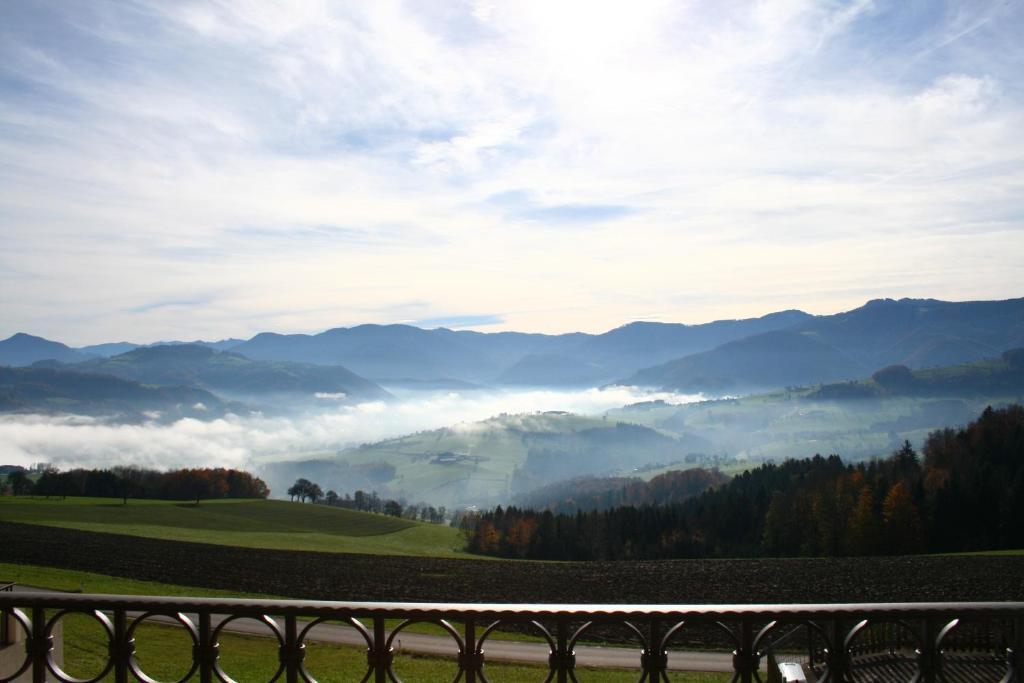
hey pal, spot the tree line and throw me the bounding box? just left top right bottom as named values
left=512, top=467, right=730, bottom=515
left=460, top=405, right=1024, bottom=560
left=287, top=478, right=447, bottom=523
left=11, top=466, right=269, bottom=503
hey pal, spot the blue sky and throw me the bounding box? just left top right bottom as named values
left=1, top=0, right=1022, bottom=344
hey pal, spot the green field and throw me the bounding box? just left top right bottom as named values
left=340, top=412, right=613, bottom=502
left=264, top=411, right=700, bottom=509
left=0, top=497, right=468, bottom=557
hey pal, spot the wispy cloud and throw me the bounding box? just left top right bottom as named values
left=0, top=0, right=1022, bottom=343
left=413, top=314, right=505, bottom=329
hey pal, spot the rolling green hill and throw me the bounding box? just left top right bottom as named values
left=0, top=497, right=466, bottom=557
left=261, top=412, right=711, bottom=509
left=609, top=391, right=1022, bottom=467
left=0, top=365, right=234, bottom=420
left=808, top=348, right=1024, bottom=399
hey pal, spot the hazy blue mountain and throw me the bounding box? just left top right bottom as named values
left=794, top=297, right=1024, bottom=369
left=574, top=310, right=813, bottom=375
left=496, top=353, right=609, bottom=386
left=0, top=365, right=230, bottom=420
left=77, top=342, right=140, bottom=357
left=625, top=330, right=869, bottom=393
left=17, top=296, right=1022, bottom=392
left=624, top=298, right=1024, bottom=394
left=72, top=344, right=391, bottom=401
left=77, top=339, right=243, bottom=358
left=230, top=311, right=813, bottom=385
left=440, top=329, right=589, bottom=369
left=231, top=324, right=500, bottom=382
left=0, top=333, right=96, bottom=366
left=149, top=338, right=245, bottom=351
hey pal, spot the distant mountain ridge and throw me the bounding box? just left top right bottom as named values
left=228, top=310, right=813, bottom=384
left=620, top=297, right=1024, bottom=393
left=0, top=333, right=246, bottom=367
left=70, top=344, right=391, bottom=402
left=5, top=297, right=1022, bottom=392
left=0, top=365, right=232, bottom=420
left=0, top=333, right=95, bottom=366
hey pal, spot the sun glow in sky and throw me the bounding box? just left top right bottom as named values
left=1, top=1, right=1023, bottom=344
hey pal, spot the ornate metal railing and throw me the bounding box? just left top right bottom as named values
left=0, top=584, right=12, bottom=648
left=0, top=592, right=1021, bottom=682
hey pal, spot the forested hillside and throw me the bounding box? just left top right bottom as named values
left=462, top=405, right=1024, bottom=560
left=512, top=467, right=729, bottom=514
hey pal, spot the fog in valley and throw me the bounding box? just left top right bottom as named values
left=0, top=385, right=702, bottom=474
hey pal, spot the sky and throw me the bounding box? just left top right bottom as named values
left=1, top=0, right=1023, bottom=345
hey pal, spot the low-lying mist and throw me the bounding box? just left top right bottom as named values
left=0, top=386, right=702, bottom=471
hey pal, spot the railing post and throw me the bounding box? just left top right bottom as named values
left=732, top=619, right=757, bottom=683
left=197, top=611, right=216, bottom=683
left=642, top=618, right=666, bottom=683
left=461, top=618, right=480, bottom=683
left=917, top=617, right=939, bottom=683
left=826, top=619, right=849, bottom=683
left=28, top=606, right=50, bottom=683
left=282, top=614, right=303, bottom=683
left=552, top=619, right=573, bottom=683
left=112, top=608, right=130, bottom=683
left=1009, top=616, right=1023, bottom=683
left=371, top=616, right=390, bottom=683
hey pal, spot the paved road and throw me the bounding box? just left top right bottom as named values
left=13, top=586, right=739, bottom=672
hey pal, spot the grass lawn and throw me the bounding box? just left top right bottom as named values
left=0, top=497, right=468, bottom=557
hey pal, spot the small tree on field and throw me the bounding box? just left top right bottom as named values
left=308, top=482, right=323, bottom=503
left=7, top=470, right=33, bottom=496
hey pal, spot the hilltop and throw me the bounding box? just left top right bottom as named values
left=261, top=412, right=712, bottom=509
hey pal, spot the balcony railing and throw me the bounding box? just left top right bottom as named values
left=0, top=591, right=1021, bottom=682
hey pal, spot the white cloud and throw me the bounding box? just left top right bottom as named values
left=0, top=1, right=1022, bottom=343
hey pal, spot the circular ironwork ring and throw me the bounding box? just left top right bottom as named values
left=0, top=608, right=33, bottom=683
left=126, top=611, right=200, bottom=683
left=45, top=609, right=115, bottom=683
left=384, top=619, right=465, bottom=683
left=296, top=616, right=374, bottom=683
left=568, top=620, right=646, bottom=683
left=476, top=619, right=556, bottom=683
left=211, top=614, right=285, bottom=683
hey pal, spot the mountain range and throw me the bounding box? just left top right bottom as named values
left=621, top=297, right=1024, bottom=393
left=3, top=297, right=1023, bottom=395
